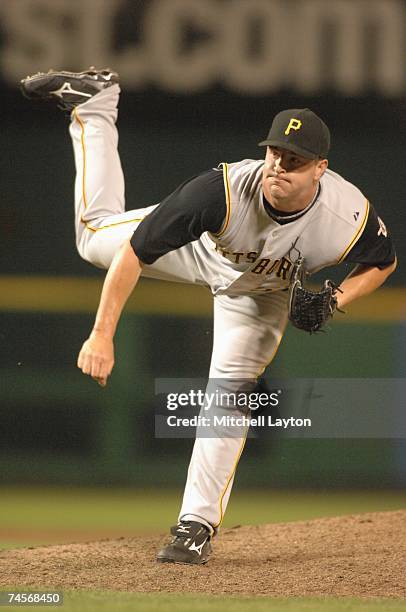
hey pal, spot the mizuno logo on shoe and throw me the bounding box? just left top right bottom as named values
left=188, top=538, right=208, bottom=555
left=51, top=82, right=92, bottom=99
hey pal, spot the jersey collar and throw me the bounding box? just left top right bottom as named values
left=262, top=183, right=321, bottom=225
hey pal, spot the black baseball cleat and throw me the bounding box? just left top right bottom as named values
left=156, top=520, right=212, bottom=565
left=20, top=67, right=119, bottom=111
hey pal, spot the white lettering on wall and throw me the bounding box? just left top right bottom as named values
left=293, top=0, right=404, bottom=95
left=144, top=0, right=220, bottom=92
left=0, top=0, right=404, bottom=96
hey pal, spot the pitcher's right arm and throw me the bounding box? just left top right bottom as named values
left=77, top=240, right=142, bottom=386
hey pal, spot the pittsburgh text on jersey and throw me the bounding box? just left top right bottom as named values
left=214, top=244, right=295, bottom=280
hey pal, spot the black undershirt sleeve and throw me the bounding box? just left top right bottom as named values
left=344, top=204, right=396, bottom=269
left=130, top=168, right=227, bottom=264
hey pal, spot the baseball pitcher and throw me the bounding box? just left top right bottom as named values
left=20, top=69, right=396, bottom=565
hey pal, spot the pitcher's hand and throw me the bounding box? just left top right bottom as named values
left=77, top=330, right=115, bottom=387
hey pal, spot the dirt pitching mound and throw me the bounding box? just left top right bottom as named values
left=0, top=510, right=405, bottom=598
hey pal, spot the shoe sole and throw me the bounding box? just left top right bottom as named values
left=22, top=69, right=117, bottom=82
left=156, top=557, right=209, bottom=565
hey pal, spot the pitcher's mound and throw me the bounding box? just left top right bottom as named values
left=0, top=510, right=405, bottom=598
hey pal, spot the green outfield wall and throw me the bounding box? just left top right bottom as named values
left=0, top=283, right=405, bottom=488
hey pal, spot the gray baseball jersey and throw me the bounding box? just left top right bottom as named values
left=130, top=160, right=395, bottom=296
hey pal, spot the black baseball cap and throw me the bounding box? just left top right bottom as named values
left=258, top=108, right=330, bottom=159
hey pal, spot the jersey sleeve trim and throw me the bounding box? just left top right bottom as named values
left=337, top=199, right=370, bottom=263
left=90, top=216, right=145, bottom=233
left=213, top=163, right=231, bottom=238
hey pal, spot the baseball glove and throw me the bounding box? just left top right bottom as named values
left=288, top=258, right=341, bottom=333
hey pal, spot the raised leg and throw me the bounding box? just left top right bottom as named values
left=68, top=85, right=206, bottom=284
left=68, top=84, right=151, bottom=268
